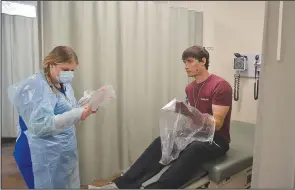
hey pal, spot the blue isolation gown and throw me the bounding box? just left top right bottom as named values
left=9, top=72, right=84, bottom=189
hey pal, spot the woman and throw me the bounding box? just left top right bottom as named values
left=9, top=46, right=93, bottom=189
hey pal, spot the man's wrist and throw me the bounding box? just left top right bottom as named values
left=202, top=114, right=215, bottom=127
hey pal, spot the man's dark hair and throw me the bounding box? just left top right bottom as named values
left=182, top=46, right=210, bottom=70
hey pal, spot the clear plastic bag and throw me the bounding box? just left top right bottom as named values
left=159, top=99, right=215, bottom=165
left=78, top=84, right=116, bottom=111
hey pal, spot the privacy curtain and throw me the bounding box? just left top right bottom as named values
left=39, top=1, right=203, bottom=184
left=1, top=13, right=39, bottom=137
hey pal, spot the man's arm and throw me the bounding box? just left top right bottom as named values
left=211, top=81, right=232, bottom=131
left=212, top=105, right=230, bottom=130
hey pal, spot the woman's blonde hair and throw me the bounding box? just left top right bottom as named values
left=42, top=46, right=79, bottom=92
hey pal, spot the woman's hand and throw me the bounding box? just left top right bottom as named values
left=81, top=104, right=92, bottom=120
left=92, top=108, right=98, bottom=114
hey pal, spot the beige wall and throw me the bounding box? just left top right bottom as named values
left=252, top=1, right=295, bottom=188
left=168, top=1, right=266, bottom=124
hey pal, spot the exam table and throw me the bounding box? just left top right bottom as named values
left=138, top=120, right=255, bottom=189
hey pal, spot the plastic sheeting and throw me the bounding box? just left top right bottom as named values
left=78, top=85, right=116, bottom=111
left=159, top=99, right=215, bottom=165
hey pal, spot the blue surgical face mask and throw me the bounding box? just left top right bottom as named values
left=56, top=71, right=74, bottom=84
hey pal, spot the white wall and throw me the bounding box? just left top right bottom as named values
left=168, top=1, right=266, bottom=124
left=252, top=1, right=295, bottom=188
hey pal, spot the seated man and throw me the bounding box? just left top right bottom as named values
left=100, top=46, right=232, bottom=189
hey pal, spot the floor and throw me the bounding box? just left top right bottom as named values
left=1, top=143, right=27, bottom=189
left=1, top=142, right=118, bottom=189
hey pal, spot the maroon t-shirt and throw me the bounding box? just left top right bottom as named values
left=185, top=74, right=232, bottom=143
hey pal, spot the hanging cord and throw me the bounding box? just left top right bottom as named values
left=234, top=73, right=240, bottom=101
left=254, top=55, right=260, bottom=100
left=254, top=71, right=259, bottom=100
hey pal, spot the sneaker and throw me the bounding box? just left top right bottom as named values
left=88, top=182, right=119, bottom=189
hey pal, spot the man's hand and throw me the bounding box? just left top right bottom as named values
left=212, top=104, right=230, bottom=130
left=175, top=101, right=192, bottom=117
left=175, top=101, right=204, bottom=126
left=203, top=115, right=215, bottom=127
